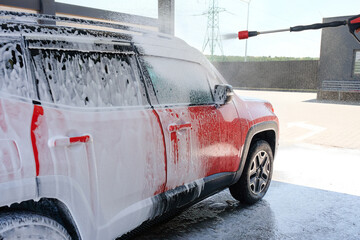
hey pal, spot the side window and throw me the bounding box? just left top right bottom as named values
left=0, top=38, right=29, bottom=97
left=144, top=56, right=213, bottom=105
left=29, top=42, right=144, bottom=107
left=202, top=59, right=226, bottom=92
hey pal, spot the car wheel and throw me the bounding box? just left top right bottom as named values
left=230, top=140, right=274, bottom=205
left=0, top=212, right=71, bottom=240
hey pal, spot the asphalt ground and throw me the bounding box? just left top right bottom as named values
left=136, top=90, right=360, bottom=240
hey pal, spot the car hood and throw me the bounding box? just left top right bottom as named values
left=238, top=95, right=269, bottom=103
left=235, top=93, right=276, bottom=123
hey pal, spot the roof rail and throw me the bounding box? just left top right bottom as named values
left=0, top=10, right=156, bottom=35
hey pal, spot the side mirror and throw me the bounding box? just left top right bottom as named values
left=214, top=84, right=234, bottom=106
left=349, top=14, right=360, bottom=43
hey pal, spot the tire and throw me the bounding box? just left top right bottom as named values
left=0, top=212, right=71, bottom=240
left=230, top=140, right=274, bottom=205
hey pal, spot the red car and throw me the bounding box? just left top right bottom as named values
left=0, top=11, right=278, bottom=239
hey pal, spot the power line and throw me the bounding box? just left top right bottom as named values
left=202, top=0, right=225, bottom=59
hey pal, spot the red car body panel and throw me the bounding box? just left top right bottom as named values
left=156, top=103, right=242, bottom=190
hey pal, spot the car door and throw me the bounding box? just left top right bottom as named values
left=204, top=62, right=243, bottom=175
left=27, top=37, right=166, bottom=238
left=142, top=55, right=242, bottom=190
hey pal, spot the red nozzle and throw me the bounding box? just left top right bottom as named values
left=238, top=31, right=249, bottom=40
left=350, top=17, right=360, bottom=24
left=238, top=31, right=258, bottom=40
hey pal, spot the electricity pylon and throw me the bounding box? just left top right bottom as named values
left=202, top=0, right=225, bottom=60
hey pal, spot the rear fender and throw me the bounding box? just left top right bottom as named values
left=0, top=178, right=37, bottom=207
left=36, top=175, right=96, bottom=240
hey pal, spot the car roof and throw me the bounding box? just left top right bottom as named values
left=0, top=10, right=206, bottom=65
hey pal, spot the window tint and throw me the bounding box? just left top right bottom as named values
left=30, top=47, right=143, bottom=107
left=144, top=56, right=213, bottom=105
left=0, top=39, right=29, bottom=97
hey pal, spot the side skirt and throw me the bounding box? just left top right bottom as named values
left=117, top=172, right=236, bottom=239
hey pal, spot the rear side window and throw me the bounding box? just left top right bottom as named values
left=0, top=38, right=29, bottom=97
left=143, top=56, right=213, bottom=105
left=29, top=40, right=144, bottom=107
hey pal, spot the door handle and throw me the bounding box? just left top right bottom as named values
left=168, top=123, right=192, bottom=132
left=48, top=134, right=92, bottom=147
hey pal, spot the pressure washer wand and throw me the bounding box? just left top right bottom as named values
left=237, top=14, right=360, bottom=43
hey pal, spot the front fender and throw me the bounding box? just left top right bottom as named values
left=232, top=121, right=279, bottom=184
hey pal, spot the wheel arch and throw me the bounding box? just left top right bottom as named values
left=0, top=198, right=81, bottom=240
left=232, top=121, right=278, bottom=185
left=250, top=130, right=277, bottom=158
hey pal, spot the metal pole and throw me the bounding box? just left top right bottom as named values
left=244, top=0, right=251, bottom=62
left=211, top=0, right=215, bottom=57
left=158, top=0, right=175, bottom=35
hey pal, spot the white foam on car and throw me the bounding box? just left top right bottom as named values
left=0, top=20, right=214, bottom=239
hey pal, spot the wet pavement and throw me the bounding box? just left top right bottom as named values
left=137, top=182, right=360, bottom=240
left=136, top=144, right=360, bottom=240
left=135, top=91, right=360, bottom=240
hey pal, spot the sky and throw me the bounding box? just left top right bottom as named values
left=57, top=0, right=360, bottom=58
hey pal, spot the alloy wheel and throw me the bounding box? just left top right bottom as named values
left=248, top=150, right=271, bottom=195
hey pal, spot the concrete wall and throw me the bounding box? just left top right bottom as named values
left=317, top=15, right=360, bottom=101
left=212, top=60, right=319, bottom=91
left=318, top=16, right=360, bottom=83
